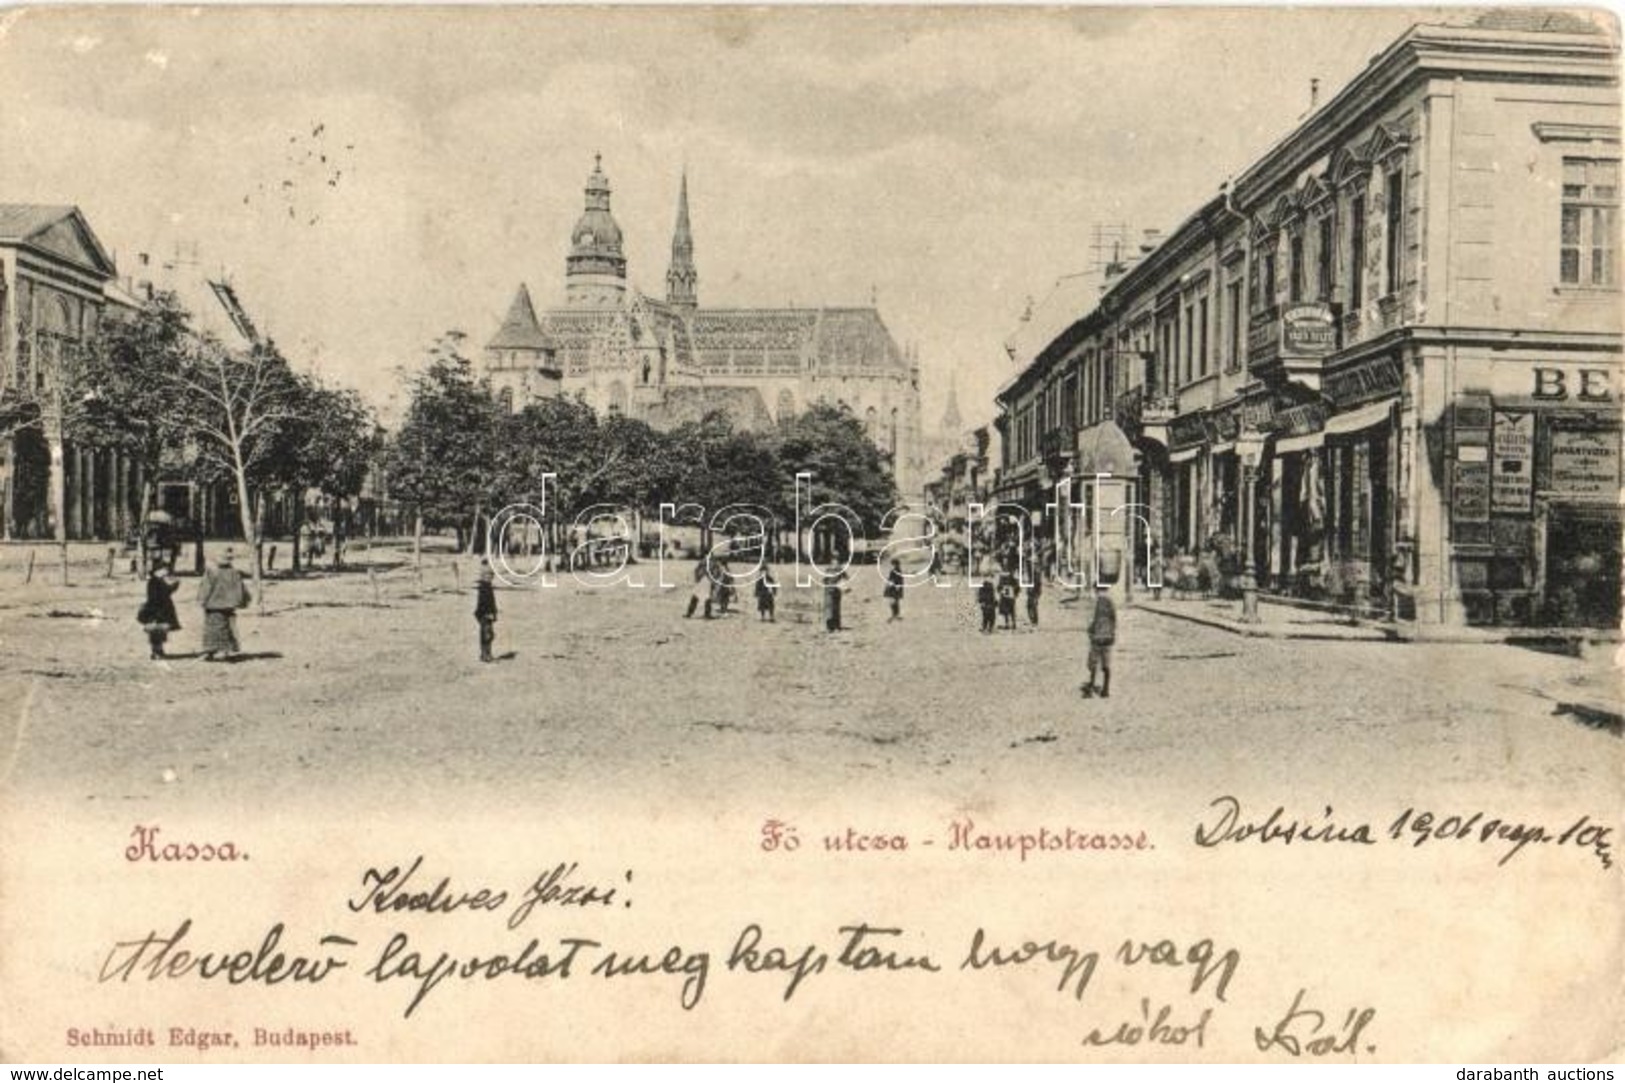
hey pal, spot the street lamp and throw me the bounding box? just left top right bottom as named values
left=1235, top=429, right=1269, bottom=623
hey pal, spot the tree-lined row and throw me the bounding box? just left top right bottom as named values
left=385, top=333, right=898, bottom=557
left=0, top=291, right=380, bottom=594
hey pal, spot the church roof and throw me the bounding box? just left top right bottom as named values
left=0, top=204, right=117, bottom=278
left=641, top=385, right=773, bottom=432
left=687, top=307, right=910, bottom=376
left=488, top=284, right=554, bottom=351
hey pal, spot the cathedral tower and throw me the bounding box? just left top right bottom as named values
left=665, top=171, right=698, bottom=311
left=566, top=154, right=627, bottom=307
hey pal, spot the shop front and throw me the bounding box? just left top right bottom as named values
left=1443, top=358, right=1622, bottom=629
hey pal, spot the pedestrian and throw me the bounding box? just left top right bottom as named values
left=884, top=558, right=905, bottom=622
left=823, top=568, right=847, bottom=633
left=136, top=562, right=181, bottom=660
left=755, top=564, right=779, bottom=622
left=976, top=577, right=997, bottom=634
left=1081, top=583, right=1117, bottom=699
left=1147, top=542, right=1164, bottom=602
left=1026, top=567, right=1042, bottom=626
left=196, top=547, right=251, bottom=662
left=474, top=559, right=498, bottom=662
left=996, top=568, right=1019, bottom=631
left=685, top=559, right=714, bottom=620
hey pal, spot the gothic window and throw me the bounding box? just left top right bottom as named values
left=607, top=380, right=627, bottom=416
left=641, top=358, right=652, bottom=385
left=777, top=388, right=796, bottom=421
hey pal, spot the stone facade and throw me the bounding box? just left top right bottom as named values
left=995, top=12, right=1621, bottom=630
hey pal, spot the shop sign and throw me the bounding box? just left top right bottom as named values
left=1491, top=411, right=1534, bottom=513
left=1549, top=428, right=1621, bottom=503
left=1453, top=460, right=1491, bottom=523
left=1324, top=356, right=1404, bottom=407
left=1489, top=362, right=1620, bottom=403
left=1281, top=303, right=1339, bottom=356
left=1168, top=411, right=1208, bottom=449
left=1274, top=401, right=1327, bottom=438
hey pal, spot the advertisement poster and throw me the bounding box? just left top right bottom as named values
left=0, top=5, right=1621, bottom=1066
left=1491, top=411, right=1534, bottom=514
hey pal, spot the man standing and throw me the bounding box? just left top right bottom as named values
left=197, top=547, right=251, bottom=662
left=884, top=559, right=905, bottom=622
left=1026, top=567, right=1042, bottom=627
left=475, top=560, right=499, bottom=662
left=1081, top=583, right=1116, bottom=698
left=823, top=568, right=847, bottom=633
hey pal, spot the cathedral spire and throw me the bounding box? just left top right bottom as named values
left=666, top=169, right=698, bottom=311
left=941, top=374, right=962, bottom=434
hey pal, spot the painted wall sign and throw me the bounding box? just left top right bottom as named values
left=1491, top=411, right=1534, bottom=513
left=1549, top=428, right=1621, bottom=503
left=1488, top=362, right=1621, bottom=403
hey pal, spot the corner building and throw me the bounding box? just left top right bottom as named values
left=485, top=158, right=926, bottom=504
left=996, top=11, right=1620, bottom=631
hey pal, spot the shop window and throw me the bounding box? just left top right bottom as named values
left=1560, top=158, right=1619, bottom=287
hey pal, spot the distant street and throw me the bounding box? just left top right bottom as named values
left=1, top=542, right=1617, bottom=818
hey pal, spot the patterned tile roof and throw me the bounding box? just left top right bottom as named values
left=488, top=284, right=554, bottom=351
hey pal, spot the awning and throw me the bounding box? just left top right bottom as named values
left=1325, top=399, right=1396, bottom=436
left=1210, top=441, right=1236, bottom=456
left=1169, top=446, right=1201, bottom=463
left=1275, top=431, right=1325, bottom=454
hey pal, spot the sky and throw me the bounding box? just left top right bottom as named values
left=0, top=5, right=1468, bottom=429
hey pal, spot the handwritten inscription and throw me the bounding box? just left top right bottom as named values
left=1193, top=797, right=1613, bottom=871
left=92, top=853, right=1387, bottom=1057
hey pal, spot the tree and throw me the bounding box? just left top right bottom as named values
left=772, top=403, right=898, bottom=558
left=386, top=333, right=501, bottom=555
left=168, top=336, right=304, bottom=596
left=77, top=291, right=195, bottom=552
left=272, top=376, right=380, bottom=570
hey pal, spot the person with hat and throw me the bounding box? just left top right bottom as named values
left=474, top=559, right=499, bottom=662
left=197, top=547, right=251, bottom=661
left=1081, top=583, right=1117, bottom=698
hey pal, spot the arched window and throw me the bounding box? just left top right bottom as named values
left=865, top=405, right=878, bottom=441
left=606, top=380, right=627, bottom=416
left=777, top=388, right=795, bottom=421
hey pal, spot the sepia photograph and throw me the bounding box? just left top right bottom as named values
left=0, top=3, right=1619, bottom=1064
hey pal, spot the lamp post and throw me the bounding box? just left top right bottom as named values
left=1235, top=429, right=1268, bottom=623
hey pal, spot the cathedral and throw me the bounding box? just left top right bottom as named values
left=484, top=157, right=925, bottom=502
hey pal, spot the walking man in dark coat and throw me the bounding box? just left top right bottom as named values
left=1026, top=567, right=1042, bottom=627
left=475, top=560, right=499, bottom=662
left=976, top=577, right=997, bottom=634
left=197, top=548, right=251, bottom=662
left=1081, top=583, right=1117, bottom=698
left=884, top=559, right=905, bottom=622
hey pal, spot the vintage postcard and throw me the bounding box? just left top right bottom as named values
left=0, top=4, right=1620, bottom=1064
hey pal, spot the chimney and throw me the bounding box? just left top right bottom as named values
left=1139, top=228, right=1163, bottom=255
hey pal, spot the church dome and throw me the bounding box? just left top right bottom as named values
left=567, top=155, right=627, bottom=286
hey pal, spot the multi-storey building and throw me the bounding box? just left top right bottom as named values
left=995, top=11, right=1620, bottom=630
left=485, top=158, right=927, bottom=503
left=0, top=204, right=143, bottom=541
